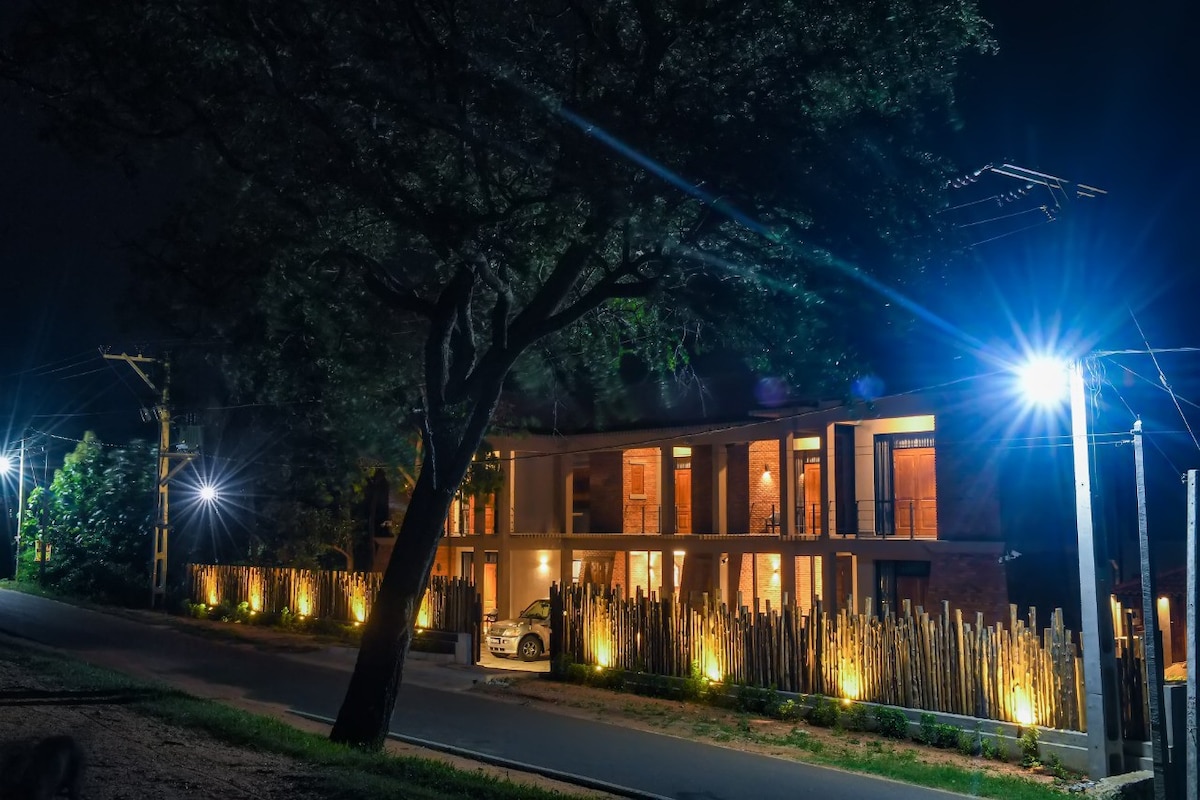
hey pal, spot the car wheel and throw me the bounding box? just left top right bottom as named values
left=517, top=635, right=543, bottom=662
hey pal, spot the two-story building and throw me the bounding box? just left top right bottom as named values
left=385, top=372, right=1052, bottom=626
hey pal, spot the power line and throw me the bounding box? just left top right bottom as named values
left=1127, top=308, right=1200, bottom=454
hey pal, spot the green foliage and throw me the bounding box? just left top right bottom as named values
left=3, top=0, right=996, bottom=743
left=734, top=685, right=782, bottom=716
left=18, top=434, right=155, bottom=606
left=1018, top=726, right=1040, bottom=767
left=181, top=600, right=210, bottom=620
left=776, top=699, right=803, bottom=723
left=914, top=713, right=964, bottom=750
left=957, top=725, right=983, bottom=757
left=808, top=696, right=841, bottom=728
left=841, top=702, right=871, bottom=732
left=873, top=706, right=909, bottom=740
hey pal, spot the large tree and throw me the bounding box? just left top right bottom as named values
left=20, top=434, right=155, bottom=606
left=4, top=0, right=992, bottom=747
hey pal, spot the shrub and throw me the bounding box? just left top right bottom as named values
left=980, top=735, right=998, bottom=760
left=808, top=696, right=840, bottom=728
left=934, top=723, right=962, bottom=750
left=735, top=685, right=779, bottom=715
left=841, top=702, right=870, bottom=732
left=917, top=713, right=939, bottom=745
left=957, top=725, right=982, bottom=757
left=180, top=600, right=209, bottom=619
left=873, top=706, right=909, bottom=740
left=776, top=699, right=803, bottom=723
left=1018, top=726, right=1040, bottom=767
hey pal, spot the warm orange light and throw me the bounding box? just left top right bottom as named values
left=1012, top=687, right=1036, bottom=726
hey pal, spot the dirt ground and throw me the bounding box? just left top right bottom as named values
left=0, top=651, right=611, bottom=800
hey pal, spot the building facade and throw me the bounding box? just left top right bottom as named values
left=381, top=379, right=1026, bottom=625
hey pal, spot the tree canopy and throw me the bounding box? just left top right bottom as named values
left=20, top=434, right=155, bottom=605
left=4, top=0, right=993, bottom=748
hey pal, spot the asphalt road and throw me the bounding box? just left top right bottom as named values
left=0, top=589, right=971, bottom=800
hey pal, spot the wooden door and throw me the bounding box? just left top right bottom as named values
left=893, top=447, right=937, bottom=538
left=802, top=462, right=822, bottom=535
left=674, top=468, right=692, bottom=534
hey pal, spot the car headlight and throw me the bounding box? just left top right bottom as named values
left=504, top=627, right=522, bottom=637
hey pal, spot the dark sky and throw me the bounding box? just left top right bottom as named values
left=0, top=1, right=1197, bottom=487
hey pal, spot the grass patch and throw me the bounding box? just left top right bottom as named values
left=0, top=645, right=581, bottom=800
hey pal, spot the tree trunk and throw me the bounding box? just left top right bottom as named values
left=329, top=461, right=455, bottom=748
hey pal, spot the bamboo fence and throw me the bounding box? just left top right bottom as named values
left=187, top=564, right=477, bottom=633
left=552, top=583, right=1094, bottom=731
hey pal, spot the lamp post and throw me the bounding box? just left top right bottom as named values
left=1066, top=360, right=1126, bottom=778
left=1016, top=356, right=1124, bottom=777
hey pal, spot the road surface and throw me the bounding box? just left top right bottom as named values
left=0, top=588, right=971, bottom=800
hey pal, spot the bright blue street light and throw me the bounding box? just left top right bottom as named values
left=1014, top=354, right=1070, bottom=408
left=198, top=484, right=219, bottom=503
left=0, top=456, right=11, bottom=475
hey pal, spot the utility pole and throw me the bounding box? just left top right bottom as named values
left=1070, top=360, right=1124, bottom=777
left=101, top=350, right=195, bottom=608
left=9, top=436, right=26, bottom=579
left=1133, top=419, right=1168, bottom=799
left=1186, top=470, right=1198, bottom=800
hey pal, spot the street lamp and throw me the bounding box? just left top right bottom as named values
left=198, top=484, right=218, bottom=504
left=0, top=456, right=11, bottom=475
left=1014, top=356, right=1125, bottom=779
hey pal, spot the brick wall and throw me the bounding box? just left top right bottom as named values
left=623, top=447, right=661, bottom=533
left=589, top=452, right=623, bottom=533
left=925, top=553, right=1010, bottom=625
left=748, top=440, right=781, bottom=534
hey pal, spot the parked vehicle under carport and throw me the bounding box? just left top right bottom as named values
left=486, top=599, right=550, bottom=661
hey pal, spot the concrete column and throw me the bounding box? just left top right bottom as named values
left=780, top=553, right=796, bottom=609
left=725, top=552, right=743, bottom=610
left=559, top=546, right=574, bottom=590
left=496, top=449, right=515, bottom=617
left=821, top=550, right=839, bottom=614
left=660, top=549, right=676, bottom=599
left=560, top=455, right=574, bottom=535
left=779, top=433, right=795, bottom=537
left=660, top=446, right=676, bottom=536
left=714, top=445, right=729, bottom=535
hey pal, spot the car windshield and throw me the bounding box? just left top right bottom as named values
left=520, top=600, right=550, bottom=620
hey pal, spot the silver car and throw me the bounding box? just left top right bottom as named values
left=486, top=599, right=550, bottom=661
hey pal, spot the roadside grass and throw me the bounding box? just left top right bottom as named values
left=544, top=672, right=1070, bottom=800
left=0, top=644, right=582, bottom=800
left=758, top=729, right=1064, bottom=800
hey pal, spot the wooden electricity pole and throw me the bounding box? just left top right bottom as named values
left=101, top=350, right=195, bottom=608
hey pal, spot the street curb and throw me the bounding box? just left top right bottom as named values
left=289, top=710, right=672, bottom=800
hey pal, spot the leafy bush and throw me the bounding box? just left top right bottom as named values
left=776, top=699, right=803, bottom=722
left=808, top=696, right=840, bottom=728
left=181, top=600, right=210, bottom=619
left=841, top=702, right=870, bottom=732
left=873, top=706, right=909, bottom=740
left=734, top=685, right=780, bottom=715
left=934, top=723, right=962, bottom=749
left=1018, top=726, right=1040, bottom=767
left=979, top=734, right=998, bottom=760
left=957, top=725, right=982, bottom=757
left=917, top=713, right=939, bottom=745
left=916, top=713, right=961, bottom=749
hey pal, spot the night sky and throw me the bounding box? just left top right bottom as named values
left=0, top=2, right=1197, bottom=549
